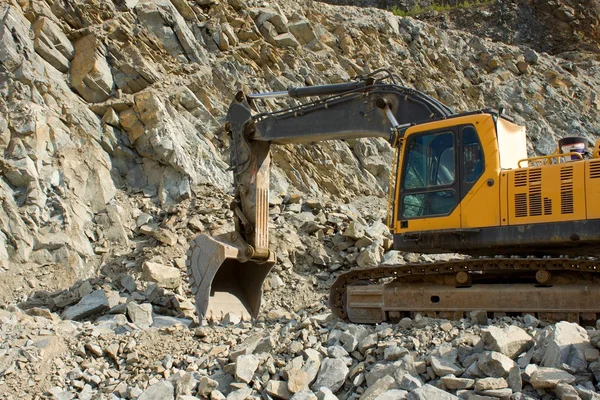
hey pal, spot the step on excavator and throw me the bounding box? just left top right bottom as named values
left=186, top=69, right=600, bottom=324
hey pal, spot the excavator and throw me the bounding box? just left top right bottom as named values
left=186, top=69, right=600, bottom=324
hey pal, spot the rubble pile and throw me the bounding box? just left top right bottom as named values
left=5, top=304, right=600, bottom=400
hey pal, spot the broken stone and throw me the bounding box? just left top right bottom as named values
left=142, top=261, right=181, bottom=289
left=137, top=380, right=175, bottom=400
left=359, top=375, right=397, bottom=400
left=537, top=321, right=594, bottom=372
left=126, top=302, right=153, bottom=328
left=441, top=375, right=475, bottom=390
left=62, top=290, right=109, bottom=321
left=477, top=352, right=515, bottom=378
left=407, top=384, right=459, bottom=400
left=311, top=358, right=349, bottom=393
left=235, top=354, right=259, bottom=383
left=474, top=377, right=508, bottom=392
left=529, top=367, right=576, bottom=390
left=430, top=356, right=463, bottom=377
left=70, top=35, right=114, bottom=103
left=482, top=325, right=534, bottom=359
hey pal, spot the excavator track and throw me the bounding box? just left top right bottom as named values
left=329, top=257, right=600, bottom=324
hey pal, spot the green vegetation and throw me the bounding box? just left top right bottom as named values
left=390, top=0, right=493, bottom=17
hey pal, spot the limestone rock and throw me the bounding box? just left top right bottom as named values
left=474, top=377, right=508, bottom=392
left=138, top=380, right=175, bottom=400
left=441, top=375, right=475, bottom=390
left=266, top=380, right=294, bottom=400
left=235, top=354, right=259, bottom=383
left=529, top=367, right=576, bottom=389
left=482, top=325, right=534, bottom=359
left=311, top=358, right=349, bottom=393
left=430, top=356, right=463, bottom=377
left=477, top=352, right=515, bottom=378
left=356, top=244, right=383, bottom=268
left=142, top=261, right=181, bottom=289
left=407, top=384, right=459, bottom=400
left=126, top=302, right=153, bottom=328
left=537, top=321, right=594, bottom=372
left=62, top=290, right=109, bottom=321
left=288, top=20, right=317, bottom=45
left=32, top=17, right=74, bottom=73
left=374, top=390, right=408, bottom=400
left=359, top=375, right=397, bottom=400
left=71, top=35, right=114, bottom=103
left=291, top=391, right=317, bottom=400
left=398, top=374, right=422, bottom=391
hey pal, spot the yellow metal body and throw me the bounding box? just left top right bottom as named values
left=390, top=113, right=600, bottom=235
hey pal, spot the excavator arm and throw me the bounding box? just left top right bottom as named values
left=187, top=72, right=454, bottom=321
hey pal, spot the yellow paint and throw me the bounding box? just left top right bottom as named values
left=586, top=159, right=600, bottom=219
left=391, top=112, right=599, bottom=235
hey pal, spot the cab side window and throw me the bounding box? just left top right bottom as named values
left=462, top=126, right=484, bottom=183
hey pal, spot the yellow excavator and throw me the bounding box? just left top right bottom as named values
left=186, top=69, right=600, bottom=324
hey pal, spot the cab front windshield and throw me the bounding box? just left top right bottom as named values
left=401, top=131, right=456, bottom=218
left=402, top=131, right=455, bottom=190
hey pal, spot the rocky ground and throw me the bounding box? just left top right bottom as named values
left=2, top=0, right=600, bottom=398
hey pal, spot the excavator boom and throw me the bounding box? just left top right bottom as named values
left=187, top=72, right=453, bottom=321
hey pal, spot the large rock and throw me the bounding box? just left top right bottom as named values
left=474, top=377, right=508, bottom=392
left=359, top=375, right=397, bottom=400
left=440, top=375, right=474, bottom=390
left=0, top=6, right=36, bottom=73
left=477, top=352, right=515, bottom=378
left=137, top=380, right=174, bottom=400
left=407, top=384, right=459, bottom=400
left=32, top=17, right=74, bottom=73
left=536, top=321, right=594, bottom=372
left=142, top=261, right=181, bottom=289
left=311, top=358, right=349, bottom=393
left=70, top=35, right=114, bottom=103
left=266, top=380, right=294, bottom=400
left=135, top=0, right=205, bottom=62
left=127, top=302, right=153, bottom=328
left=235, top=354, right=259, bottom=383
left=482, top=325, right=534, bottom=359
left=529, top=367, right=576, bottom=389
left=356, top=244, right=383, bottom=268
left=374, top=390, right=408, bottom=400
left=430, top=356, right=463, bottom=377
left=288, top=20, right=317, bottom=45
left=62, top=290, right=109, bottom=320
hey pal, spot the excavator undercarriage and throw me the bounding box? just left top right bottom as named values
left=331, top=256, right=600, bottom=324
left=186, top=69, right=600, bottom=323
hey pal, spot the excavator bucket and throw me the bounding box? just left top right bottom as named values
left=186, top=233, right=276, bottom=321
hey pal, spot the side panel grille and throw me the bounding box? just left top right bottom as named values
left=590, top=160, right=600, bottom=179
left=543, top=197, right=552, bottom=215
left=560, top=166, right=574, bottom=214
left=515, top=193, right=528, bottom=218
left=514, top=170, right=528, bottom=187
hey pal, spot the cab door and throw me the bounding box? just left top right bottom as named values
left=397, top=126, right=462, bottom=232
